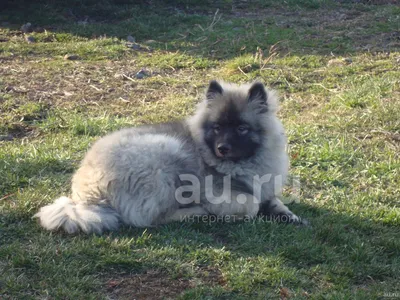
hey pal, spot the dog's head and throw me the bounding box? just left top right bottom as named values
left=198, top=80, right=274, bottom=161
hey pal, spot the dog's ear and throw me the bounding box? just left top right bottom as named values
left=248, top=82, right=268, bottom=113
left=206, top=80, right=223, bottom=100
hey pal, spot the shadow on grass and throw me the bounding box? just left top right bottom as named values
left=90, top=204, right=398, bottom=296
left=6, top=201, right=398, bottom=276
left=1, top=0, right=399, bottom=62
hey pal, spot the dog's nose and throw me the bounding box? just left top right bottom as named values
left=217, top=143, right=231, bottom=155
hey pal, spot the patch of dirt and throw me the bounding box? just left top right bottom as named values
left=105, top=267, right=226, bottom=300
left=0, top=123, right=35, bottom=139
left=197, top=265, right=227, bottom=287
left=105, top=270, right=192, bottom=300
left=0, top=59, right=204, bottom=115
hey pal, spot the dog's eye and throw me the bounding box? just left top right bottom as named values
left=213, top=124, right=221, bottom=133
left=237, top=125, right=249, bottom=135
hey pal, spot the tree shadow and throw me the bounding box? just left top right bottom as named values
left=1, top=0, right=399, bottom=62
left=106, top=202, right=399, bottom=292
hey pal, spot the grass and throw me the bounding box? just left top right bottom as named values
left=1, top=0, right=399, bottom=299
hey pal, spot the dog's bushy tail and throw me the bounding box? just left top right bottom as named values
left=33, top=197, right=120, bottom=234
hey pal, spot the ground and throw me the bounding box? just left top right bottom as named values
left=0, top=0, right=399, bottom=299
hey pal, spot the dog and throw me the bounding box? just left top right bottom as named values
left=34, top=80, right=301, bottom=234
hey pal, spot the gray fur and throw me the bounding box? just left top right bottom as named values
left=34, top=81, right=300, bottom=234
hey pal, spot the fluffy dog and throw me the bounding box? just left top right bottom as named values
left=34, top=80, right=301, bottom=234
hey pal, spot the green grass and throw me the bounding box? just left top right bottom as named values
left=1, top=0, right=399, bottom=299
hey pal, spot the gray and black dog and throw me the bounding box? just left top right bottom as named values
left=35, top=80, right=301, bottom=234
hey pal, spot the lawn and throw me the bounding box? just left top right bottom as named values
left=0, top=0, right=399, bottom=299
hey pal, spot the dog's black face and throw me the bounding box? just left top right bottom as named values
left=203, top=120, right=260, bottom=161
left=201, top=80, right=268, bottom=161
left=203, top=99, right=263, bottom=161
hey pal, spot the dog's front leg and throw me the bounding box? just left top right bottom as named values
left=202, top=190, right=259, bottom=219
left=164, top=206, right=208, bottom=223
left=258, top=197, right=303, bottom=224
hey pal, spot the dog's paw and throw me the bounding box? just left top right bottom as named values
left=288, top=214, right=310, bottom=227
left=298, top=217, right=310, bottom=227
left=289, top=214, right=300, bottom=223
left=258, top=199, right=310, bottom=226
left=274, top=212, right=310, bottom=226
